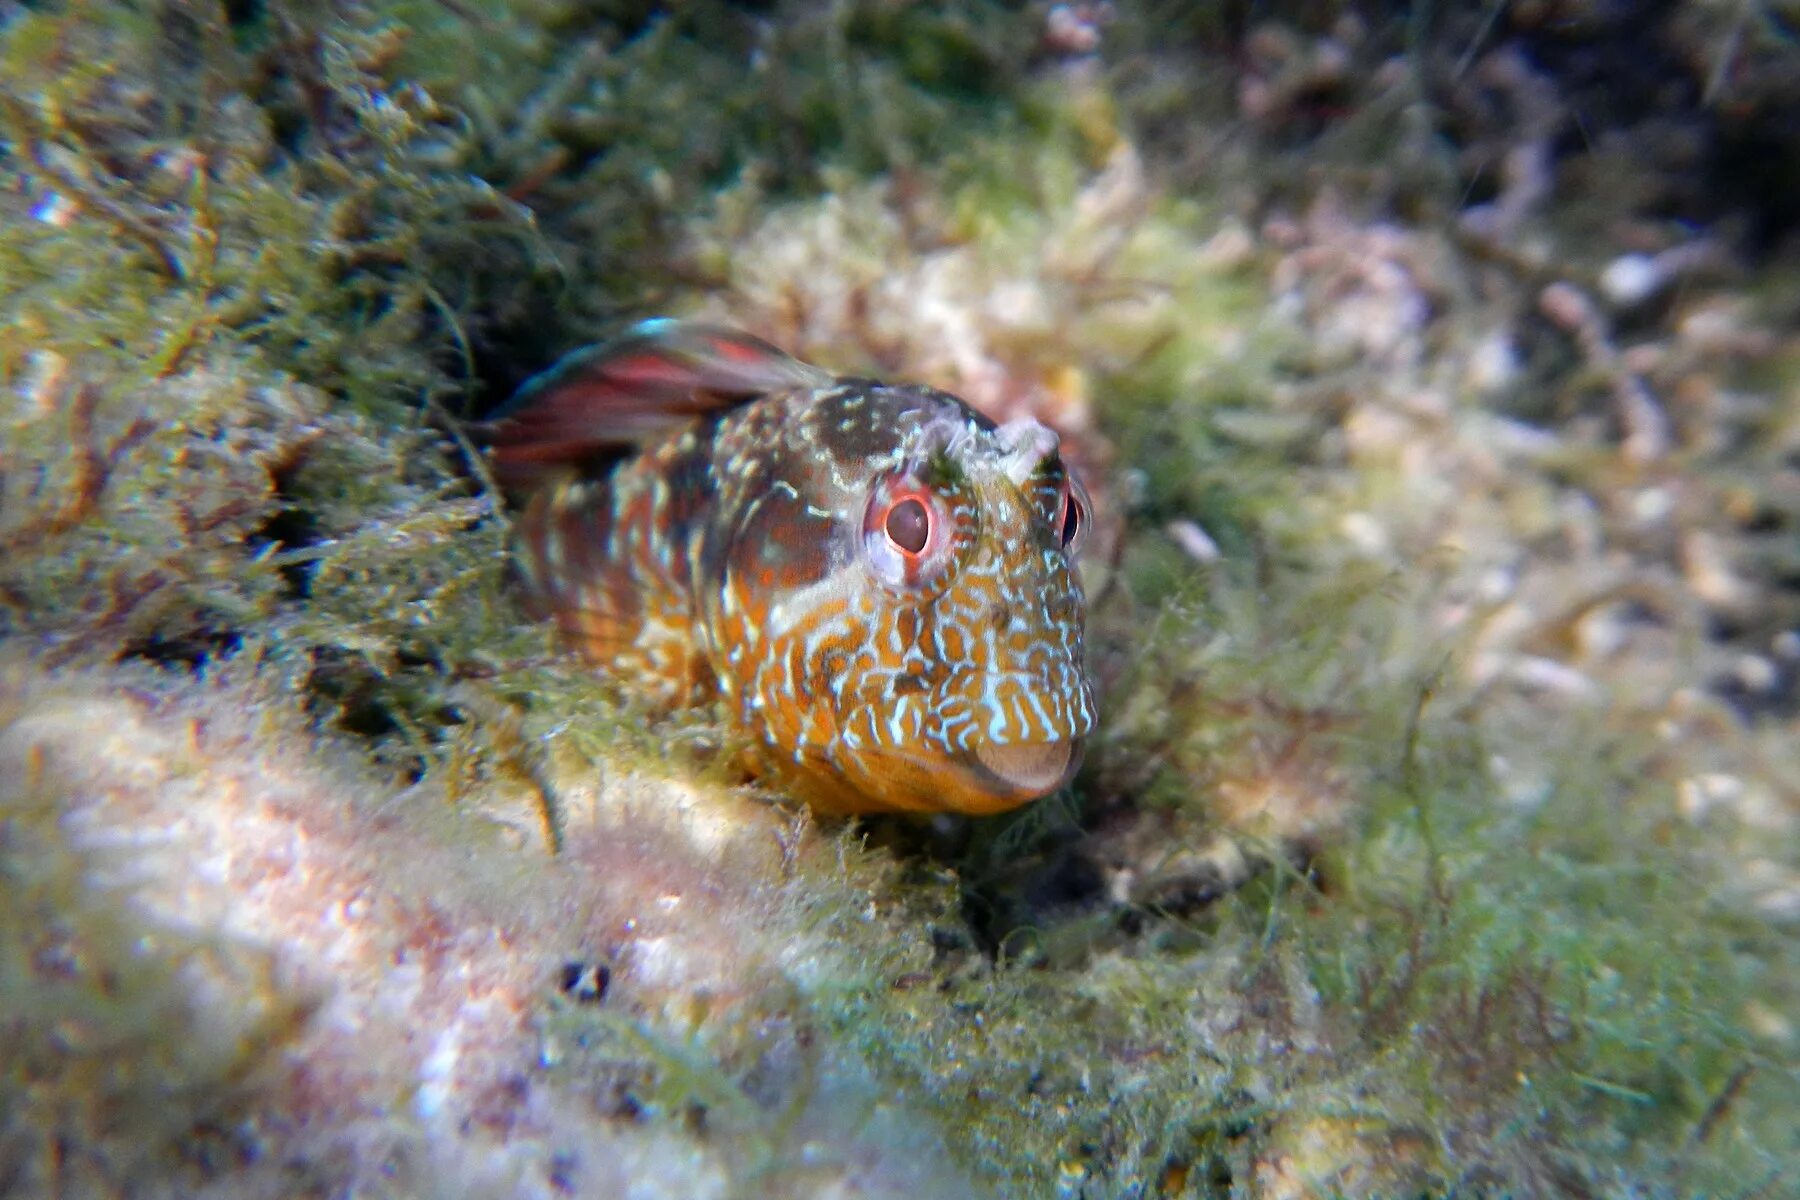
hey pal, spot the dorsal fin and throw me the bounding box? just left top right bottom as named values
left=479, top=320, right=834, bottom=489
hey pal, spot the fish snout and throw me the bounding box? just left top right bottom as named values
left=971, top=736, right=1084, bottom=795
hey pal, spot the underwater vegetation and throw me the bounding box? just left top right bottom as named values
left=2, top=1, right=1797, bottom=1197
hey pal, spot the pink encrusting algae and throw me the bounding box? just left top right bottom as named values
left=483, top=321, right=1098, bottom=816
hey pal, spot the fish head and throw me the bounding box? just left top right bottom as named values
left=728, top=385, right=1098, bottom=816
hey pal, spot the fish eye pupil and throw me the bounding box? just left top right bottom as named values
left=885, top=496, right=931, bottom=555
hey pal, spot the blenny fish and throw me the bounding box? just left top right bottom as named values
left=483, top=321, right=1097, bottom=816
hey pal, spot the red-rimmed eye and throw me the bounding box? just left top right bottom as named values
left=1055, top=476, right=1090, bottom=555
left=864, top=476, right=955, bottom=589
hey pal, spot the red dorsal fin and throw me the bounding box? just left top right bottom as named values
left=479, top=320, right=834, bottom=489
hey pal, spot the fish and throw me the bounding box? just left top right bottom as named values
left=481, top=320, right=1098, bottom=816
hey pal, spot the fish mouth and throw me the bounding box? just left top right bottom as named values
left=970, top=738, right=1082, bottom=796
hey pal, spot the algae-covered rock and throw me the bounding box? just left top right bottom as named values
left=0, top=656, right=992, bottom=1198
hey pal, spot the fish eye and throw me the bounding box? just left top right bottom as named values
left=884, top=496, right=931, bottom=556
left=1055, top=476, right=1090, bottom=555
left=1058, top=491, right=1080, bottom=548
left=863, top=476, right=955, bottom=589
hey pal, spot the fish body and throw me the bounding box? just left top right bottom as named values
left=485, top=322, right=1097, bottom=815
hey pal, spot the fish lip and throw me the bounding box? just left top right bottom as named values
left=967, top=737, right=1084, bottom=797
left=840, top=737, right=1087, bottom=813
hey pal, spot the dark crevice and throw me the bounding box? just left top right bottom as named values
left=120, top=628, right=244, bottom=674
